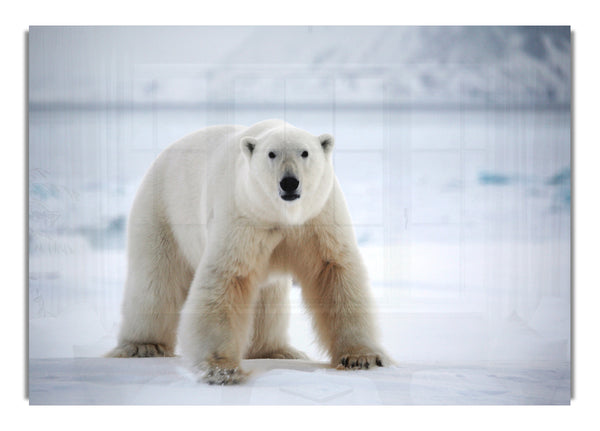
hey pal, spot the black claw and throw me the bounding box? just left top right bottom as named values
left=341, top=357, right=348, bottom=367
left=375, top=357, right=383, bottom=367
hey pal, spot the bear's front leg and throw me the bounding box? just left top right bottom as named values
left=179, top=269, right=260, bottom=385
left=178, top=224, right=282, bottom=385
left=294, top=226, right=390, bottom=370
left=305, top=259, right=390, bottom=370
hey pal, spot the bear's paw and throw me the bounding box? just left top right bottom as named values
left=335, top=352, right=388, bottom=370
left=105, top=342, right=173, bottom=358
left=202, top=366, right=249, bottom=385
left=246, top=345, right=309, bottom=360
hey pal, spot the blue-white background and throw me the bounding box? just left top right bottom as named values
left=28, top=26, right=571, bottom=403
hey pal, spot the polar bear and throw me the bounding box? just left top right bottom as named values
left=107, top=119, right=389, bottom=384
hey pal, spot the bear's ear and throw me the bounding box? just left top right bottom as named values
left=240, top=136, right=258, bottom=159
left=319, top=133, right=334, bottom=154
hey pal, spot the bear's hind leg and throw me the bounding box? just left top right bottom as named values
left=107, top=221, right=194, bottom=358
left=245, top=277, right=308, bottom=360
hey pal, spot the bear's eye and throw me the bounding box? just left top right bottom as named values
left=301, top=151, right=309, bottom=158
left=268, top=152, right=276, bottom=159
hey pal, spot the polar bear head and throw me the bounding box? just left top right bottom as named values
left=237, top=123, right=335, bottom=226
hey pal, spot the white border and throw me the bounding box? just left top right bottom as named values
left=5, top=1, right=599, bottom=429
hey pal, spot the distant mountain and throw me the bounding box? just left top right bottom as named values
left=29, top=26, right=570, bottom=109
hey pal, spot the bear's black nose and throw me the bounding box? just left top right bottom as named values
left=280, top=176, right=299, bottom=193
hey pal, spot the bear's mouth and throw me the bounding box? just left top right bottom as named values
left=280, top=193, right=300, bottom=201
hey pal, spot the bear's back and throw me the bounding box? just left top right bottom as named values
left=165, top=119, right=292, bottom=157
left=242, top=119, right=288, bottom=138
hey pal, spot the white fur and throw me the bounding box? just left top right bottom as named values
left=107, top=120, right=389, bottom=384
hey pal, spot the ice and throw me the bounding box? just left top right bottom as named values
left=29, top=358, right=569, bottom=405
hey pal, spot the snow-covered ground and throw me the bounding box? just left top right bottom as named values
left=28, top=27, right=571, bottom=405
left=29, top=357, right=569, bottom=405
left=28, top=107, right=570, bottom=405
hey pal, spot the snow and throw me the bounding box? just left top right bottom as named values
left=28, top=26, right=570, bottom=108
left=29, top=358, right=569, bottom=405
left=27, top=238, right=571, bottom=405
